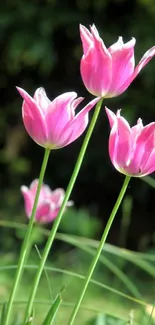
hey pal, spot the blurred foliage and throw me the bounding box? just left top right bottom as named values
left=59, top=207, right=101, bottom=237
left=0, top=227, right=155, bottom=324
left=87, top=314, right=126, bottom=324
left=0, top=0, right=155, bottom=252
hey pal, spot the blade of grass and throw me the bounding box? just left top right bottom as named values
left=55, top=233, right=155, bottom=277
left=25, top=309, right=35, bottom=325
left=148, top=300, right=155, bottom=325
left=1, top=220, right=155, bottom=262
left=78, top=245, right=142, bottom=299
left=34, top=245, right=53, bottom=301
left=42, top=291, right=63, bottom=325
left=0, top=264, right=149, bottom=307
left=0, top=304, right=6, bottom=325
left=0, top=300, right=137, bottom=323
left=142, top=176, right=155, bottom=189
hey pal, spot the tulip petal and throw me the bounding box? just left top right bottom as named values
left=21, top=178, right=72, bottom=223
left=50, top=188, right=65, bottom=206
left=21, top=186, right=33, bottom=217
left=45, top=92, right=79, bottom=147
left=80, top=24, right=93, bottom=54
left=136, top=123, right=155, bottom=173
left=108, top=37, right=136, bottom=96
left=106, top=107, right=133, bottom=173
left=80, top=26, right=112, bottom=97
left=133, top=46, right=155, bottom=80
left=35, top=202, right=51, bottom=223
left=17, top=87, right=48, bottom=145
left=34, top=87, right=51, bottom=113
left=109, top=113, right=131, bottom=171
left=30, top=179, right=38, bottom=192
left=119, top=46, right=155, bottom=93
left=141, top=148, right=155, bottom=176
left=105, top=107, right=117, bottom=128
left=57, top=97, right=100, bottom=147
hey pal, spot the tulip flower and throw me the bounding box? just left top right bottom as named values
left=17, top=87, right=99, bottom=148
left=80, top=24, right=155, bottom=98
left=21, top=179, right=73, bottom=223
left=105, top=107, right=155, bottom=177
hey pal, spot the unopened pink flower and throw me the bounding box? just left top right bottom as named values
left=105, top=107, right=155, bottom=177
left=80, top=24, right=155, bottom=98
left=21, top=179, right=73, bottom=223
left=17, top=87, right=99, bottom=148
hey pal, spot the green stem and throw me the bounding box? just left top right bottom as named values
left=68, top=175, right=131, bottom=325
left=4, top=148, right=51, bottom=325
left=24, top=98, right=103, bottom=323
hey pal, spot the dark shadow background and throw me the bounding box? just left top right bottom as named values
left=0, top=0, right=155, bottom=252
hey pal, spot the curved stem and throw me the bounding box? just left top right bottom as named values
left=4, top=148, right=51, bottom=325
left=68, top=175, right=131, bottom=325
left=24, top=98, right=104, bottom=323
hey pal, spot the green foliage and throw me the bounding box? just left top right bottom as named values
left=25, top=309, right=35, bottom=325
left=87, top=314, right=126, bottom=325
left=42, top=291, right=62, bottom=325
left=59, top=207, right=101, bottom=237
left=0, top=0, right=155, bottom=252
left=0, top=1, right=155, bottom=323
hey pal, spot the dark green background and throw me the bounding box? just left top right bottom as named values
left=0, top=0, right=155, bottom=251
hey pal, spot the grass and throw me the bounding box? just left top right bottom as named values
left=0, top=215, right=155, bottom=325
left=0, top=247, right=155, bottom=324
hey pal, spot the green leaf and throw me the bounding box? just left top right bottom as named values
left=91, top=314, right=106, bottom=325
left=0, top=303, right=6, bottom=325
left=25, top=309, right=35, bottom=325
left=87, top=313, right=126, bottom=325
left=42, top=289, right=63, bottom=325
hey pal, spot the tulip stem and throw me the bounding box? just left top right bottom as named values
left=4, top=147, right=51, bottom=325
left=23, top=98, right=104, bottom=324
left=68, top=175, right=131, bottom=325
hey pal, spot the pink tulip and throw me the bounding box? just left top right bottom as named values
left=80, top=24, right=155, bottom=98
left=21, top=179, right=73, bottom=223
left=105, top=107, right=155, bottom=177
left=17, top=87, right=99, bottom=148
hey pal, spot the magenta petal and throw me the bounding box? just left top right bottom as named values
left=126, top=141, right=146, bottom=175
left=48, top=92, right=77, bottom=117
left=141, top=149, right=155, bottom=176
left=35, top=202, right=51, bottom=223
left=80, top=26, right=112, bottom=97
left=108, top=120, right=119, bottom=170
left=132, top=46, right=155, bottom=80
left=108, top=113, right=131, bottom=172
left=57, top=97, right=100, bottom=147
left=21, top=179, right=72, bottom=223
left=21, top=186, right=33, bottom=217
left=17, top=87, right=48, bottom=145
left=33, top=87, right=51, bottom=113
left=17, top=87, right=43, bottom=118
left=48, top=209, right=60, bottom=222
left=80, top=24, right=93, bottom=54
left=71, top=97, right=84, bottom=111
left=51, top=188, right=65, bottom=206
left=45, top=92, right=78, bottom=147
left=130, top=123, right=155, bottom=173
left=131, top=118, right=143, bottom=140
left=105, top=107, right=117, bottom=128
left=120, top=47, right=155, bottom=94
left=30, top=179, right=39, bottom=193
left=80, top=45, right=112, bottom=97
left=42, top=184, right=53, bottom=197
left=137, top=123, right=155, bottom=172
left=136, top=122, right=155, bottom=149
left=108, top=37, right=135, bottom=96
left=115, top=115, right=131, bottom=167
